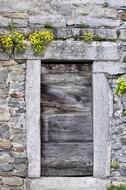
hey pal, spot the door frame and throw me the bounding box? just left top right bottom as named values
left=25, top=60, right=114, bottom=179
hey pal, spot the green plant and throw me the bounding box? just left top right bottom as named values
left=107, top=184, right=126, bottom=190
left=44, top=22, right=53, bottom=28
left=110, top=160, right=120, bottom=170
left=0, top=31, right=26, bottom=54
left=7, top=22, right=16, bottom=31
left=81, top=32, right=93, bottom=42
left=116, top=30, right=121, bottom=39
left=114, top=77, right=126, bottom=97
left=122, top=108, right=126, bottom=117
left=29, top=30, right=54, bottom=55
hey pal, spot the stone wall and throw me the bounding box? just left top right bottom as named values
left=0, top=0, right=126, bottom=189
left=0, top=60, right=27, bottom=190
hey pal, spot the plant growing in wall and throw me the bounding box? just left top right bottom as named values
left=81, top=32, right=93, bottom=42
left=107, top=184, right=126, bottom=190
left=114, top=77, right=126, bottom=97
left=29, top=30, right=54, bottom=55
left=110, top=160, right=120, bottom=170
left=0, top=31, right=26, bottom=55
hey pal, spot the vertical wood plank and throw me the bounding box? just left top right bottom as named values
left=26, top=60, right=41, bottom=177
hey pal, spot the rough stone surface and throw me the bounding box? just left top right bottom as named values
left=0, top=60, right=27, bottom=190
left=0, top=0, right=126, bottom=190
left=15, top=41, right=119, bottom=61
left=2, top=177, right=24, bottom=187
left=26, top=177, right=110, bottom=190
left=0, top=106, right=10, bottom=121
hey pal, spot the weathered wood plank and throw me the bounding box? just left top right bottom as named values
left=41, top=63, right=93, bottom=176
left=42, top=142, right=93, bottom=167
left=41, top=85, right=92, bottom=113
left=42, top=114, right=93, bottom=142
left=41, top=73, right=92, bottom=86
left=41, top=167, right=93, bottom=176
left=41, top=63, right=92, bottom=74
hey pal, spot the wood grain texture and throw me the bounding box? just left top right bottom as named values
left=41, top=63, right=93, bottom=176
left=42, top=114, right=93, bottom=142
left=41, top=85, right=92, bottom=113
left=41, top=63, right=92, bottom=74
left=41, top=142, right=93, bottom=176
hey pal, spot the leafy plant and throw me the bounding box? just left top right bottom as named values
left=44, top=22, right=54, bottom=28
left=29, top=30, right=54, bottom=55
left=110, top=160, right=120, bottom=170
left=107, top=184, right=126, bottom=190
left=114, top=77, right=126, bottom=97
left=0, top=31, right=26, bottom=55
left=81, top=32, right=93, bottom=42
left=122, top=108, right=126, bottom=117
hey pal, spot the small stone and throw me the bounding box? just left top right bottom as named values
left=9, top=99, right=21, bottom=107
left=0, top=60, right=17, bottom=67
left=0, top=106, right=10, bottom=121
left=13, top=147, right=25, bottom=153
left=66, top=16, right=75, bottom=26
left=0, top=16, right=11, bottom=27
left=121, top=95, right=126, bottom=106
left=0, top=124, right=10, bottom=140
left=3, top=12, right=28, bottom=19
left=1, top=186, right=10, bottom=190
left=0, top=68, right=8, bottom=82
left=107, top=0, right=126, bottom=7
left=120, top=137, right=126, bottom=145
left=0, top=152, right=12, bottom=163
left=119, top=156, right=126, bottom=163
left=0, top=140, right=12, bottom=149
left=120, top=168, right=126, bottom=176
left=2, top=177, right=24, bottom=187
left=14, top=158, right=28, bottom=164
left=112, top=143, right=122, bottom=150
left=12, top=19, right=28, bottom=27
left=0, top=163, right=13, bottom=172
left=13, top=164, right=27, bottom=177
left=10, top=93, right=24, bottom=99
left=0, top=89, right=8, bottom=99
left=120, top=11, right=126, bottom=21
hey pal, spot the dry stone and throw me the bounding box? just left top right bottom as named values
left=0, top=106, right=10, bottom=121
left=2, top=177, right=24, bottom=187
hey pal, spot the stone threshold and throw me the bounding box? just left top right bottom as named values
left=25, top=177, right=110, bottom=190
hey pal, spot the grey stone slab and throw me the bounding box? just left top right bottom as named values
left=26, top=60, right=41, bottom=178
left=25, top=177, right=110, bottom=190
left=29, top=15, right=66, bottom=27
left=0, top=0, right=32, bottom=12
left=15, top=41, right=119, bottom=61
left=107, top=0, right=126, bottom=8
left=93, top=73, right=112, bottom=178
left=55, top=28, right=117, bottom=40
left=93, top=62, right=126, bottom=75
left=72, top=16, right=120, bottom=28
left=0, top=16, right=11, bottom=27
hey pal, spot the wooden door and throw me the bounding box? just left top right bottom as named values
left=41, top=63, right=93, bottom=176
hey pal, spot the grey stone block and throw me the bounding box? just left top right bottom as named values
left=71, top=16, right=120, bottom=27
left=15, top=41, right=119, bottom=61
left=107, top=0, right=126, bottom=8
left=25, top=177, right=110, bottom=190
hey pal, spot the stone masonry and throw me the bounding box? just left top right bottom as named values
left=0, top=0, right=126, bottom=190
